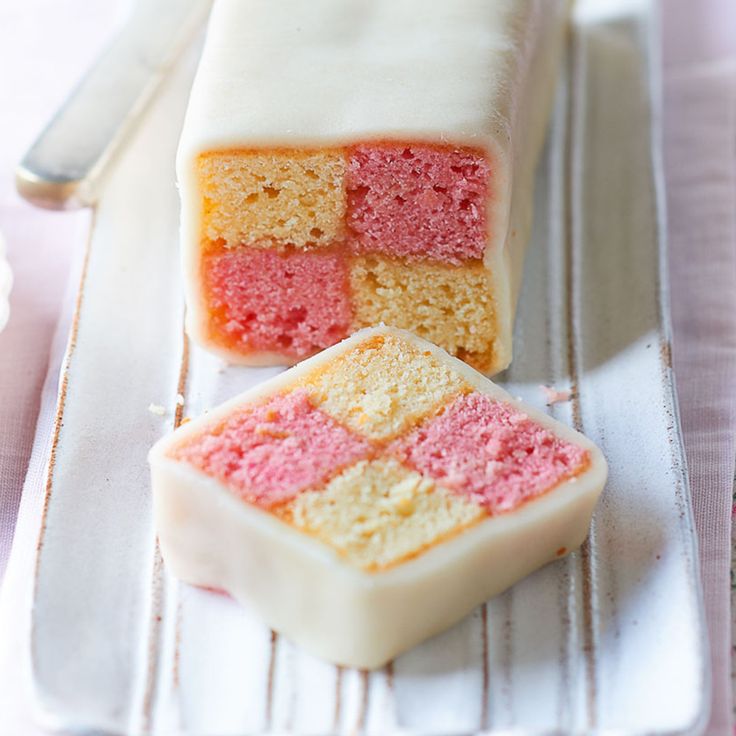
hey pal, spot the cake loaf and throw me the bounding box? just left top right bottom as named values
left=177, top=0, right=569, bottom=373
left=149, top=327, right=607, bottom=668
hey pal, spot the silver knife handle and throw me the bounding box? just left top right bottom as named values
left=16, top=0, right=211, bottom=210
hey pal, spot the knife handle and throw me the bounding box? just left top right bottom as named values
left=16, top=0, right=211, bottom=210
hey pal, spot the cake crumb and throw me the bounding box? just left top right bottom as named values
left=540, top=385, right=572, bottom=405
left=148, top=403, right=166, bottom=416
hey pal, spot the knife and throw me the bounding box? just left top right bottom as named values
left=16, top=0, right=211, bottom=210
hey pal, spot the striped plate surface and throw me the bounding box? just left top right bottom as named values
left=29, top=1, right=709, bottom=733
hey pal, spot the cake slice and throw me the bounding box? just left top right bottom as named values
left=149, top=327, right=607, bottom=668
left=177, top=0, right=569, bottom=374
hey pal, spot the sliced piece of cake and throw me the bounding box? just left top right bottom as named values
left=177, top=0, right=570, bottom=373
left=149, top=327, right=607, bottom=668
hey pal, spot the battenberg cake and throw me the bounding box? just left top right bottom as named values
left=149, top=327, right=607, bottom=668
left=177, top=0, right=570, bottom=374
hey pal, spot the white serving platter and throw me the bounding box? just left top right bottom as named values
left=29, top=1, right=710, bottom=733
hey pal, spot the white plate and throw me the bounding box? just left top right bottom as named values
left=29, top=1, right=709, bottom=734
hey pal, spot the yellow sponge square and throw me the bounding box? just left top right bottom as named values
left=300, top=333, right=468, bottom=441
left=349, top=255, right=497, bottom=372
left=198, top=149, right=346, bottom=249
left=278, top=458, right=485, bottom=571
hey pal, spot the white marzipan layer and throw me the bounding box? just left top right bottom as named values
left=176, top=0, right=570, bottom=372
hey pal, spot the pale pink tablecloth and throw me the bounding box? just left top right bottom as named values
left=0, top=1, right=123, bottom=581
left=662, top=1, right=736, bottom=734
left=0, top=1, right=734, bottom=734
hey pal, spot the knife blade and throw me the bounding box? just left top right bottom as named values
left=16, top=0, right=211, bottom=210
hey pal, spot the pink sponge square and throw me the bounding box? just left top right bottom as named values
left=204, top=248, right=351, bottom=357
left=346, top=144, right=491, bottom=264
left=390, top=393, right=589, bottom=514
left=173, top=390, right=373, bottom=507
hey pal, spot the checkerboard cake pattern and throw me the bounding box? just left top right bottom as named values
left=170, top=333, right=590, bottom=571
left=197, top=144, right=499, bottom=372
